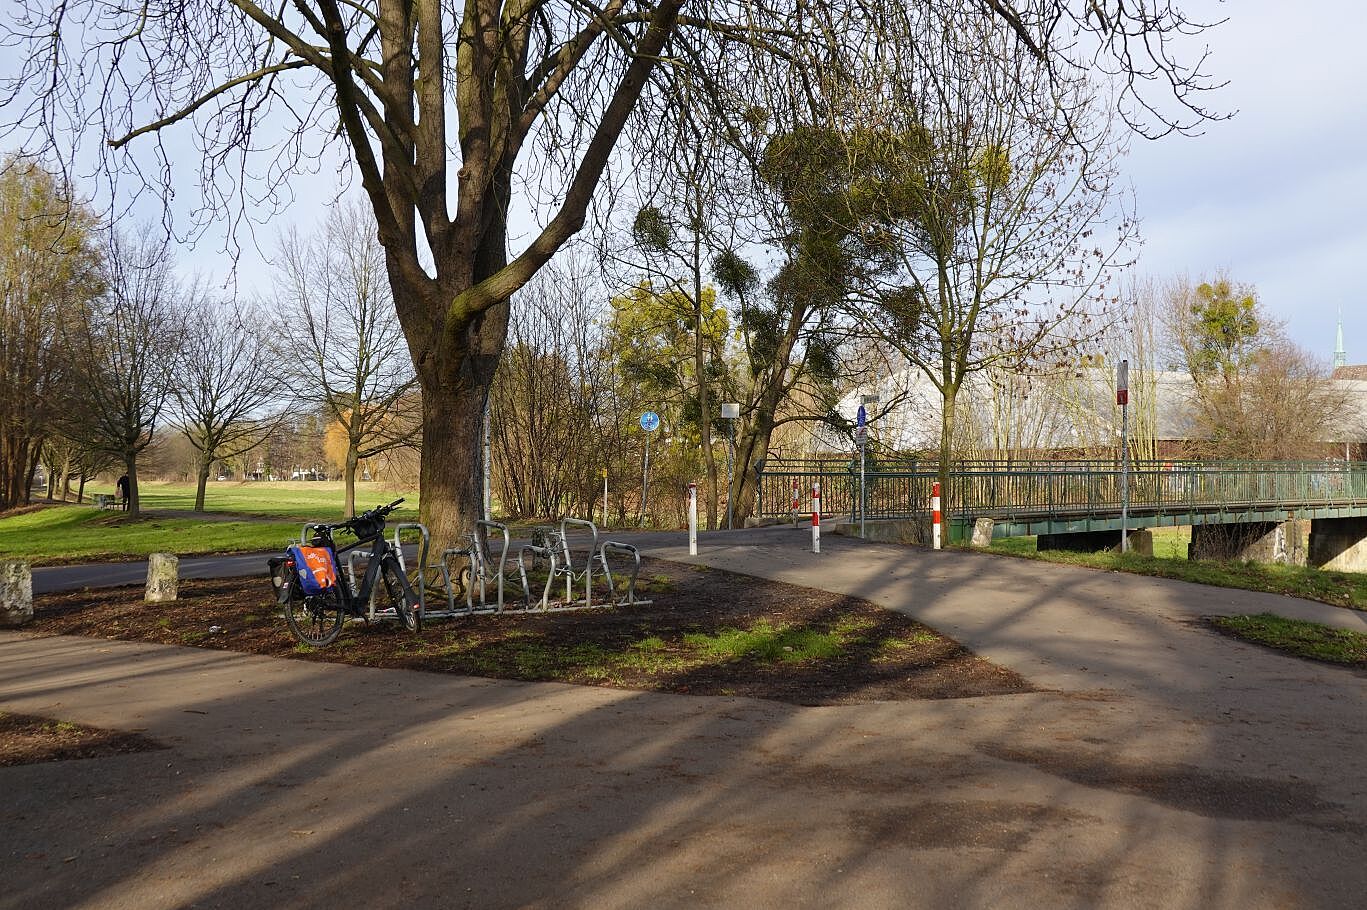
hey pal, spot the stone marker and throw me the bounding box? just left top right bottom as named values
left=145, top=553, right=179, bottom=603
left=0, top=560, right=33, bottom=627
left=970, top=517, right=995, bottom=548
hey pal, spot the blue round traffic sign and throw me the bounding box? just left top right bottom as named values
left=640, top=411, right=660, bottom=432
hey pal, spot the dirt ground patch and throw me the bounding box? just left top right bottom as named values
left=0, top=712, right=165, bottom=767
left=28, top=558, right=1031, bottom=705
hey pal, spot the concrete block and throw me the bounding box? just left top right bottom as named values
left=145, top=553, right=179, bottom=603
left=832, top=517, right=931, bottom=546
left=0, top=560, right=33, bottom=627
left=970, top=517, right=995, bottom=548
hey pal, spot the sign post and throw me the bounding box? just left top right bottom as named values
left=1117, top=359, right=1130, bottom=554
left=640, top=411, right=659, bottom=525
left=856, top=404, right=867, bottom=537
left=601, top=466, right=609, bottom=527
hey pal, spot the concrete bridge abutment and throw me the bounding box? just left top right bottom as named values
left=1188, top=520, right=1309, bottom=565
left=1308, top=517, right=1367, bottom=571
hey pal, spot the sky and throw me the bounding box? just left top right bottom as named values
left=1122, top=1, right=1367, bottom=363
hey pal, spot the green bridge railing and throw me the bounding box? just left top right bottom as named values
left=757, top=459, right=1367, bottom=536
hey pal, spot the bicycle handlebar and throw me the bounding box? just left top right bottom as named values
left=311, top=499, right=407, bottom=536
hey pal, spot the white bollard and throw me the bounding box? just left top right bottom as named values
left=931, top=481, right=942, bottom=550
left=688, top=481, right=698, bottom=556
left=812, top=481, right=821, bottom=554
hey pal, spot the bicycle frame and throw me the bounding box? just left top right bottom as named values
left=306, top=526, right=403, bottom=617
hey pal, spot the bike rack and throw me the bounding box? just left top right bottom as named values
left=598, top=541, right=648, bottom=606
left=393, top=521, right=445, bottom=620
left=436, top=520, right=512, bottom=614
left=514, top=519, right=651, bottom=611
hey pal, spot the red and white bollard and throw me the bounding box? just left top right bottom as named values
left=931, top=481, right=942, bottom=550
left=812, top=481, right=822, bottom=554
left=687, top=481, right=698, bottom=556
left=791, top=479, right=800, bottom=529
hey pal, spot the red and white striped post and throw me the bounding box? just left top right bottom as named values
left=687, top=481, right=698, bottom=556
left=811, top=481, right=822, bottom=554
left=931, top=481, right=942, bottom=550
left=791, top=479, right=800, bottom=529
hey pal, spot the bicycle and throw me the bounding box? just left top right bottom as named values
left=268, top=498, right=421, bottom=646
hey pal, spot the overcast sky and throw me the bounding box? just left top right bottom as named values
left=1124, top=0, right=1367, bottom=363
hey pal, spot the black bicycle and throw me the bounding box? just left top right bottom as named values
left=269, top=499, right=421, bottom=646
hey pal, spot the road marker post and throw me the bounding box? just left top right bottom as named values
left=791, top=479, right=800, bottom=529
left=931, top=481, right=942, bottom=550
left=812, top=481, right=822, bottom=553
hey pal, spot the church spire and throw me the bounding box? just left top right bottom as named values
left=1335, top=308, right=1347, bottom=370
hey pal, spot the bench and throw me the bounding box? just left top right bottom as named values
left=94, top=494, right=117, bottom=510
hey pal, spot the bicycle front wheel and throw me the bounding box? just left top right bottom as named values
left=285, top=587, right=345, bottom=647
left=382, top=557, right=421, bottom=633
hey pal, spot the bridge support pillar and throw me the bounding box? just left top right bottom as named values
left=1308, top=517, right=1367, bottom=571
left=1037, top=529, right=1152, bottom=556
left=1188, top=520, right=1308, bottom=564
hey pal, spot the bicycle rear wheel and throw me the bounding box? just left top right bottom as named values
left=382, top=557, right=421, bottom=633
left=285, top=587, right=345, bottom=647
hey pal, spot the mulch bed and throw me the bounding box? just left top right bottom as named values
left=0, top=712, right=165, bottom=767
left=28, top=558, right=1032, bottom=706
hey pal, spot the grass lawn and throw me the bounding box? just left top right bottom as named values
left=989, top=531, right=1367, bottom=612
left=80, top=479, right=421, bottom=521
left=0, top=507, right=302, bottom=565
left=1210, top=614, right=1367, bottom=667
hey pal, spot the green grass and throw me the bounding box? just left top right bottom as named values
left=988, top=533, right=1367, bottom=612
left=0, top=507, right=302, bottom=565
left=682, top=620, right=846, bottom=662
left=80, top=479, right=421, bottom=521
left=1211, top=614, right=1367, bottom=666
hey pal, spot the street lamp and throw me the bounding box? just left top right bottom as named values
left=721, top=402, right=740, bottom=529
left=858, top=393, right=879, bottom=538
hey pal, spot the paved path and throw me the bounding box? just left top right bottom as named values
left=6, top=529, right=1367, bottom=908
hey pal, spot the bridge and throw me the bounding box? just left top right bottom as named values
left=756, top=459, right=1367, bottom=569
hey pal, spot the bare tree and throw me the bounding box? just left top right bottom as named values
left=170, top=287, right=284, bottom=511
left=62, top=227, right=181, bottom=516
left=272, top=201, right=418, bottom=517
left=844, top=12, right=1135, bottom=523
left=2, top=0, right=1224, bottom=544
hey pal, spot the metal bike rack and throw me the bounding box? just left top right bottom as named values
left=516, top=527, right=560, bottom=611
left=393, top=522, right=442, bottom=620
left=437, top=520, right=512, bottom=614
left=598, top=541, right=649, bottom=606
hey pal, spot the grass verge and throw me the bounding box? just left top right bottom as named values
left=1209, top=614, right=1367, bottom=667
left=988, top=537, right=1367, bottom=612
left=0, top=507, right=301, bottom=565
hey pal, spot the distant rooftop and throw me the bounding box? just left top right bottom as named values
left=1332, top=364, right=1367, bottom=380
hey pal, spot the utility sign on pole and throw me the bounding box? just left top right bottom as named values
left=640, top=411, right=659, bottom=524
left=1116, top=359, right=1129, bottom=406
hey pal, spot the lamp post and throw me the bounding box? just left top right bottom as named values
left=720, top=403, right=740, bottom=530
left=857, top=393, right=879, bottom=539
